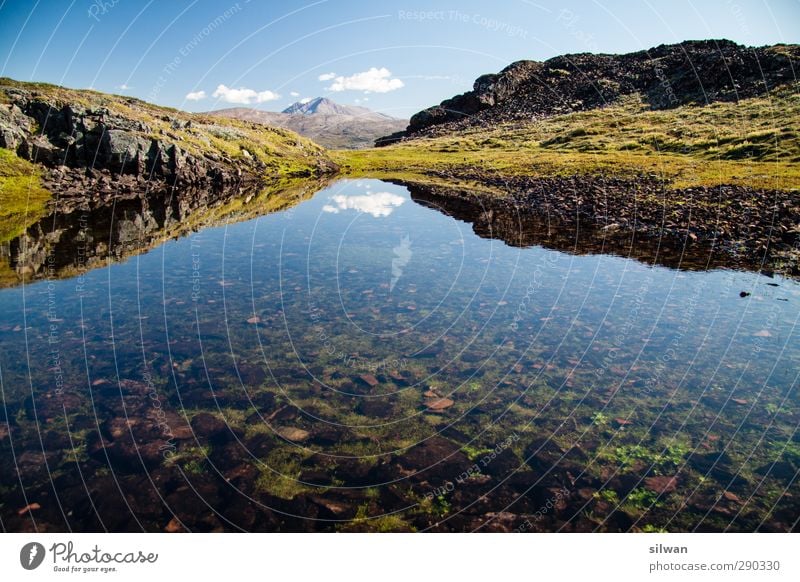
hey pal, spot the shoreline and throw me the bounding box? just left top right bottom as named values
left=369, top=168, right=799, bottom=277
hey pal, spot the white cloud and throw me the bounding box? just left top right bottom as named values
left=117, top=83, right=133, bottom=91
left=290, top=91, right=300, bottom=97
left=185, top=90, right=207, bottom=101
left=323, top=192, right=405, bottom=218
left=326, top=67, right=404, bottom=93
left=317, top=72, right=336, bottom=81
left=299, top=97, right=312, bottom=104
left=212, top=84, right=280, bottom=104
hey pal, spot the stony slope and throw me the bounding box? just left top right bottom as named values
left=380, top=39, right=799, bottom=143
left=210, top=97, right=407, bottom=149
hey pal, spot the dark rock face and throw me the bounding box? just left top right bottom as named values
left=380, top=40, right=799, bottom=143
left=1, top=90, right=257, bottom=190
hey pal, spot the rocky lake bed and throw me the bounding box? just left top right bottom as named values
left=1, top=177, right=797, bottom=532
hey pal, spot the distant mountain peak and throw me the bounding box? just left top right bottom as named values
left=208, top=97, right=407, bottom=149
left=282, top=97, right=372, bottom=116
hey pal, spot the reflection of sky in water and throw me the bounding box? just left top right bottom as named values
left=322, top=191, right=405, bottom=217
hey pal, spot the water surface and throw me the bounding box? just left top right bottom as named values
left=0, top=179, right=797, bottom=532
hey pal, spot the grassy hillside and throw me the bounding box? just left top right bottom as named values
left=334, top=84, right=800, bottom=191
left=0, top=77, right=334, bottom=178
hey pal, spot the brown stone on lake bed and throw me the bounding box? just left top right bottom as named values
left=425, top=397, right=454, bottom=411
left=644, top=475, right=678, bottom=494
left=17, top=502, right=41, bottom=516
left=722, top=491, right=742, bottom=503
left=357, top=374, right=379, bottom=387
left=164, top=517, right=185, bottom=533
left=278, top=427, right=311, bottom=443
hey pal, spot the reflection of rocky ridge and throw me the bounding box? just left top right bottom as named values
left=405, top=181, right=767, bottom=274
left=1, top=178, right=330, bottom=288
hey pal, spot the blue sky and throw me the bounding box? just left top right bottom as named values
left=0, top=0, right=797, bottom=118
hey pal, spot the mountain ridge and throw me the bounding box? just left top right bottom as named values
left=210, top=97, right=406, bottom=149
left=379, top=39, right=799, bottom=144
left=282, top=97, right=383, bottom=117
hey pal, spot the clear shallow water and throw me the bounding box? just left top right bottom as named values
left=0, top=179, right=797, bottom=532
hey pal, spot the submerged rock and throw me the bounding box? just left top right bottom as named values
left=190, top=412, right=240, bottom=444
left=644, top=475, right=679, bottom=494
left=356, top=373, right=379, bottom=388
left=277, top=427, right=311, bottom=443
left=425, top=397, right=455, bottom=411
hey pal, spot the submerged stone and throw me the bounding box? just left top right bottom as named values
left=277, top=427, right=311, bottom=443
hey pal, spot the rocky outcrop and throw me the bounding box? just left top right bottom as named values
left=380, top=40, right=799, bottom=143
left=3, top=92, right=232, bottom=189
left=0, top=81, right=338, bottom=198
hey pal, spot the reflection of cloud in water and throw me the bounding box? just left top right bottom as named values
left=322, top=192, right=405, bottom=218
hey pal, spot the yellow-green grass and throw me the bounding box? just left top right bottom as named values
left=333, top=86, right=800, bottom=191
left=0, top=148, right=50, bottom=241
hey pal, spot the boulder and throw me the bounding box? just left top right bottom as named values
left=103, top=129, right=149, bottom=173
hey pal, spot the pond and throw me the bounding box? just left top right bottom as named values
left=0, top=178, right=797, bottom=532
